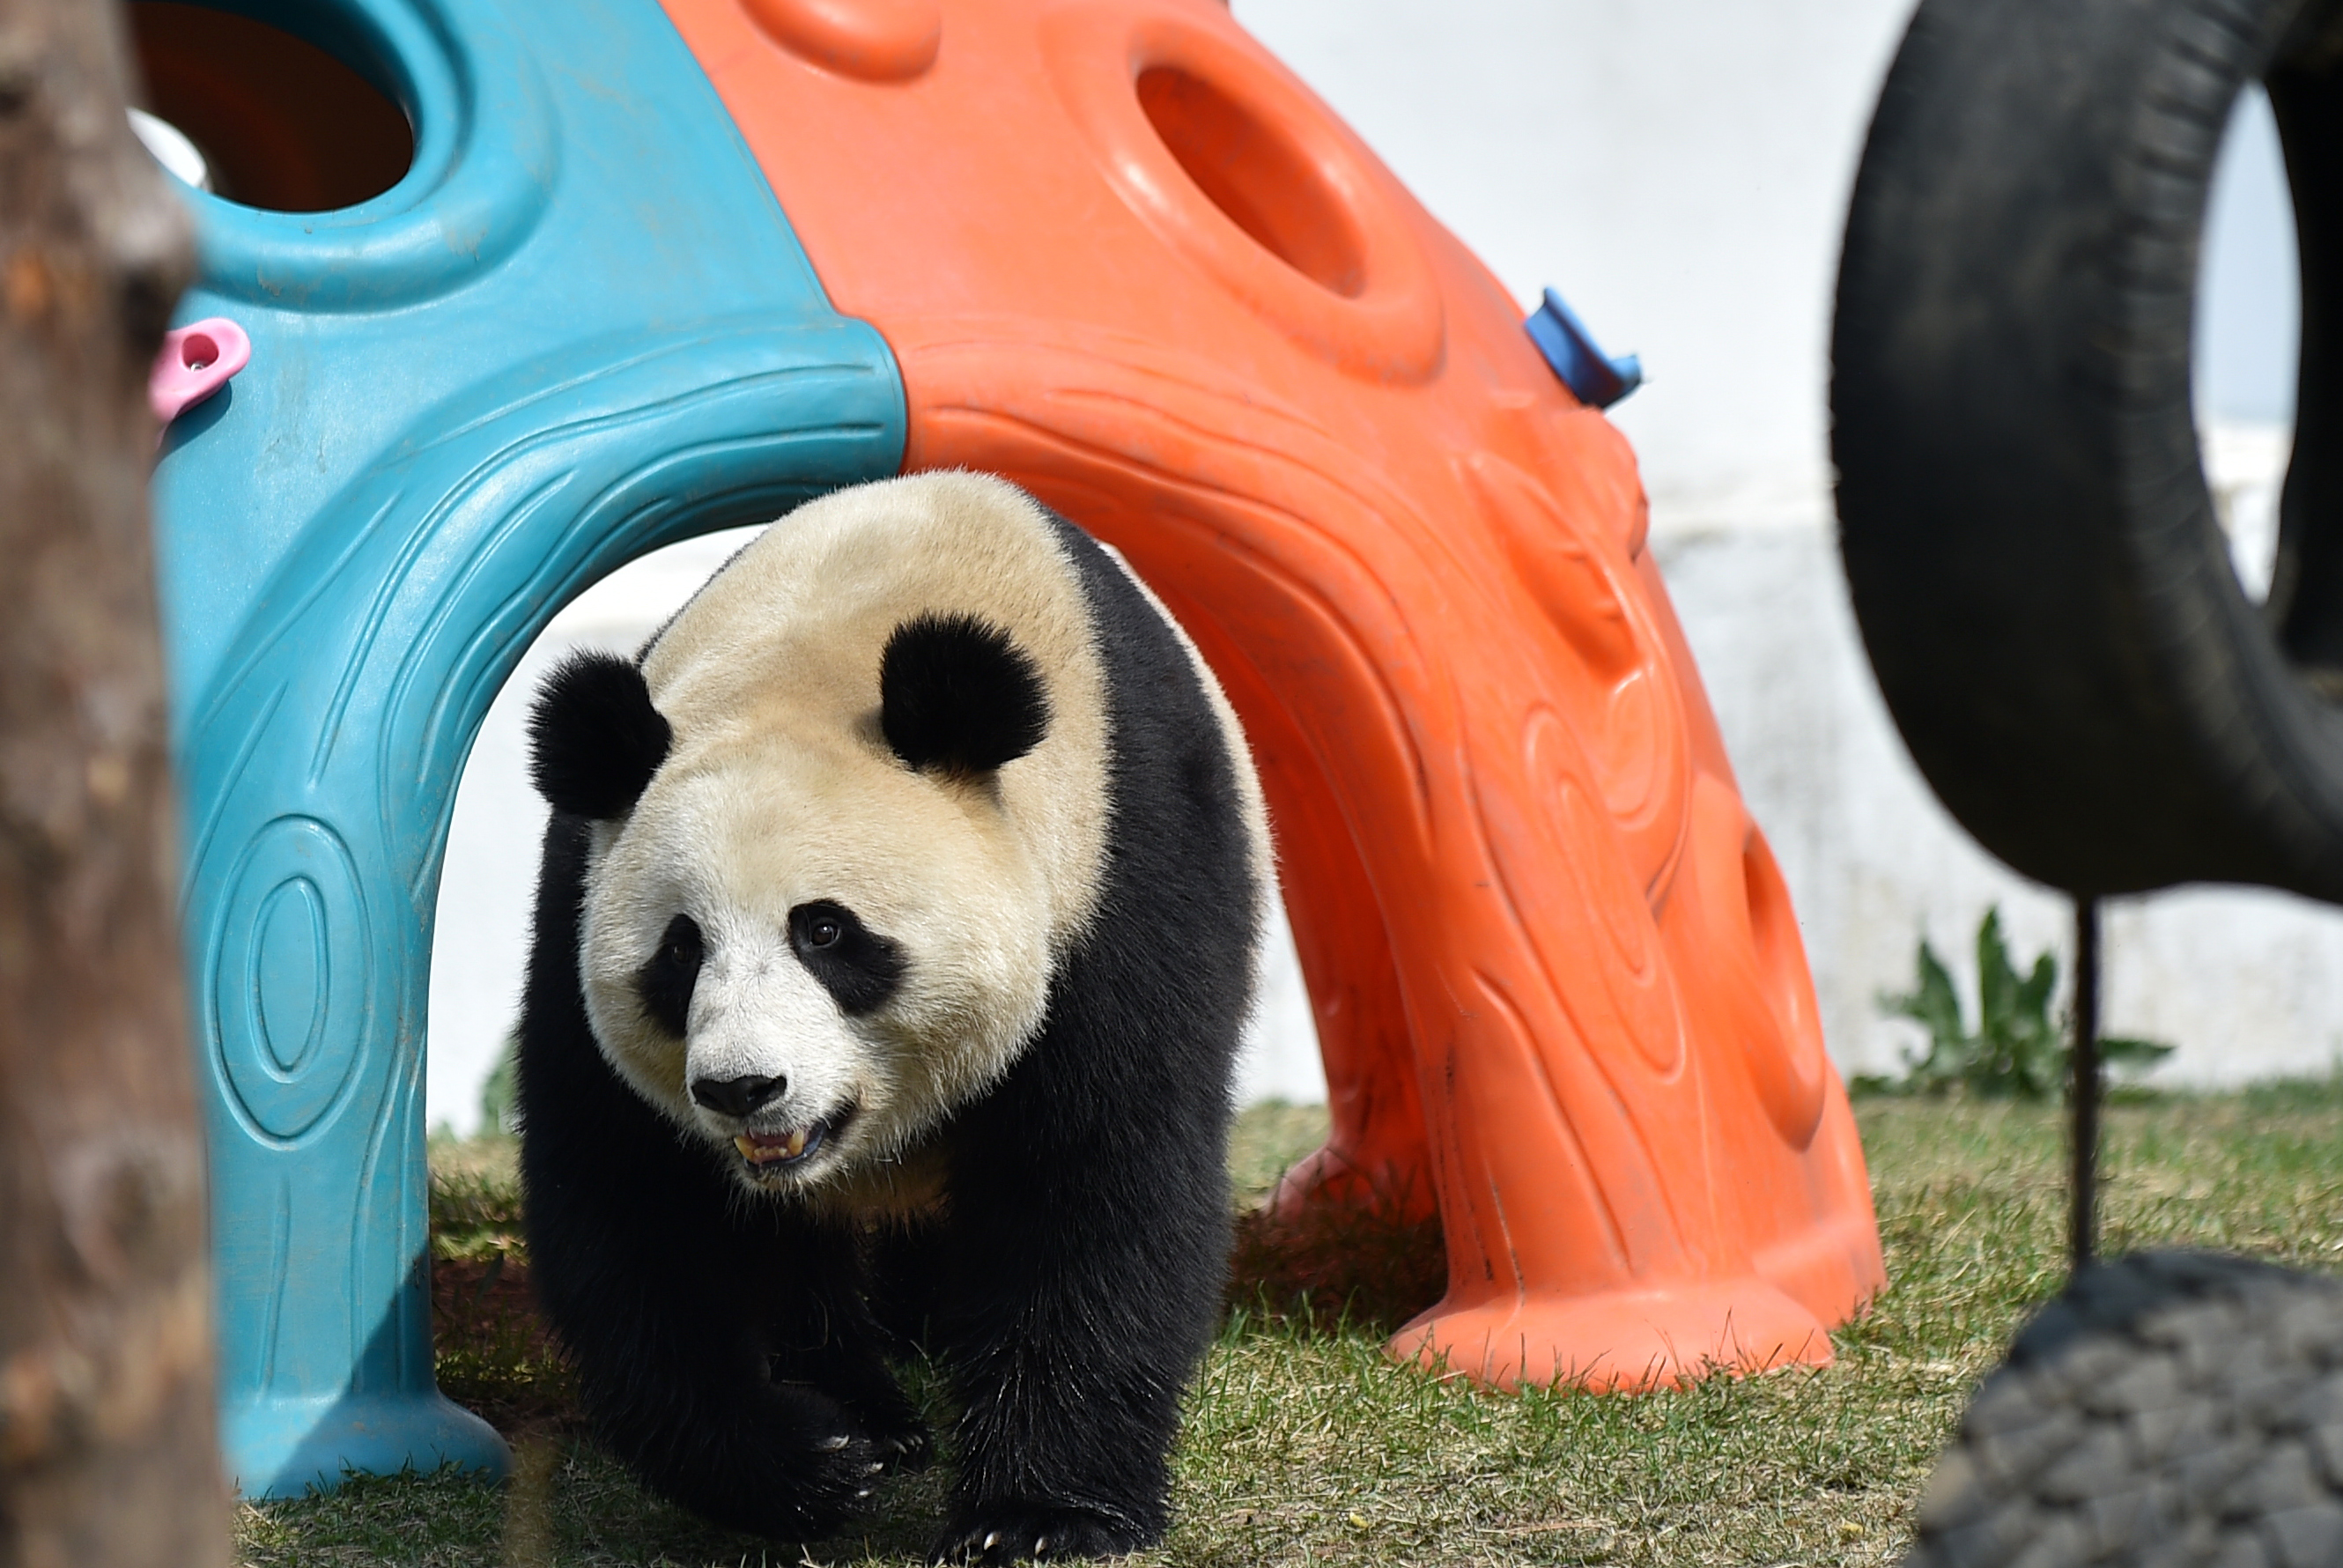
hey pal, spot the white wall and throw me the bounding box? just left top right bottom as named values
left=428, top=0, right=2321, bottom=1129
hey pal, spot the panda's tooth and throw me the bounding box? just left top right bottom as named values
left=734, top=1129, right=815, bottom=1165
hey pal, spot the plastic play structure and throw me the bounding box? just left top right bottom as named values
left=138, top=0, right=1883, bottom=1495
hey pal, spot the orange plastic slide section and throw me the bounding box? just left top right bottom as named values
left=662, top=0, right=1885, bottom=1389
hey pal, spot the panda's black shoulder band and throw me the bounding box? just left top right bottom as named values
left=880, top=612, right=1050, bottom=777
left=528, top=650, right=672, bottom=819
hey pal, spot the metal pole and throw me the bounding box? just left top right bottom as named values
left=2070, top=896, right=2102, bottom=1272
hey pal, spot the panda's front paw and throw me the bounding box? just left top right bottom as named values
left=721, top=1378, right=885, bottom=1527
left=616, top=1382, right=883, bottom=1541
left=928, top=1503, right=1145, bottom=1563
left=871, top=1422, right=933, bottom=1474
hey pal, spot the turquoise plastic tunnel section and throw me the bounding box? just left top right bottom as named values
left=146, top=0, right=905, bottom=1498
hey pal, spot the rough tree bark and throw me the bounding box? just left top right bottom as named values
left=0, top=0, right=223, bottom=1563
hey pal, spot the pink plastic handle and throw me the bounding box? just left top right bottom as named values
left=150, top=317, right=250, bottom=426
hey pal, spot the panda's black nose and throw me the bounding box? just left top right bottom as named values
left=690, top=1074, right=786, bottom=1119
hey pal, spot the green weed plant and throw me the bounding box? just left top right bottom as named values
left=1872, top=906, right=2170, bottom=1098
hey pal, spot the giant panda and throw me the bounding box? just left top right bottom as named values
left=513, top=471, right=1270, bottom=1560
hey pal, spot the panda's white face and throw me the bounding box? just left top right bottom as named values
left=561, top=473, right=1123, bottom=1201
left=580, top=735, right=1059, bottom=1194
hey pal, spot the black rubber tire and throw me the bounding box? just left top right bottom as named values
left=1834, top=0, right=2343, bottom=900
left=1907, top=1251, right=2343, bottom=1568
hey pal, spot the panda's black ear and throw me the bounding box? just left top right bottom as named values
left=528, top=651, right=672, bottom=819
left=880, top=613, right=1051, bottom=776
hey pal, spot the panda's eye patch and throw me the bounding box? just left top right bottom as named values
left=787, top=901, right=905, bottom=1017
left=636, top=913, right=703, bottom=1038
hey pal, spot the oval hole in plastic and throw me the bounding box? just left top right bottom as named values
left=1135, top=64, right=1365, bottom=299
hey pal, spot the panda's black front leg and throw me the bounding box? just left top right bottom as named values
left=762, top=1224, right=932, bottom=1474
left=920, top=1114, right=1230, bottom=1561
left=574, top=1214, right=939, bottom=1535
left=535, top=1213, right=893, bottom=1540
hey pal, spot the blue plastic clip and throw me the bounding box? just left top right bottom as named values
left=1526, top=286, right=1643, bottom=409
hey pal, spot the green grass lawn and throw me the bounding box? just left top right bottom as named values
left=235, top=1084, right=2343, bottom=1567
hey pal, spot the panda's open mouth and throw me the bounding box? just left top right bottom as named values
left=731, top=1106, right=853, bottom=1173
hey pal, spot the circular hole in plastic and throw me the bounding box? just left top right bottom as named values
left=180, top=332, right=218, bottom=372
left=129, top=3, right=413, bottom=212
left=1739, top=825, right=1825, bottom=1145
left=1742, top=831, right=1814, bottom=1053
left=1135, top=64, right=1365, bottom=299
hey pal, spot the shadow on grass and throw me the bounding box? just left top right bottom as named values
left=1225, top=1193, right=1446, bottom=1336
left=424, top=1182, right=1452, bottom=1436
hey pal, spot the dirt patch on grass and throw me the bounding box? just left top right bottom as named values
left=430, top=1254, right=580, bottom=1437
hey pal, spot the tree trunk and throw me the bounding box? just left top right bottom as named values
left=0, top=0, right=220, bottom=1563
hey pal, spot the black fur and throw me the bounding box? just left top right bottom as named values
left=879, top=613, right=1051, bottom=777
left=635, top=913, right=702, bottom=1038
left=787, top=900, right=906, bottom=1016
left=528, top=651, right=672, bottom=819
left=515, top=506, right=1258, bottom=1558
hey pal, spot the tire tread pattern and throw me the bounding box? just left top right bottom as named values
left=1908, top=1252, right=2343, bottom=1568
